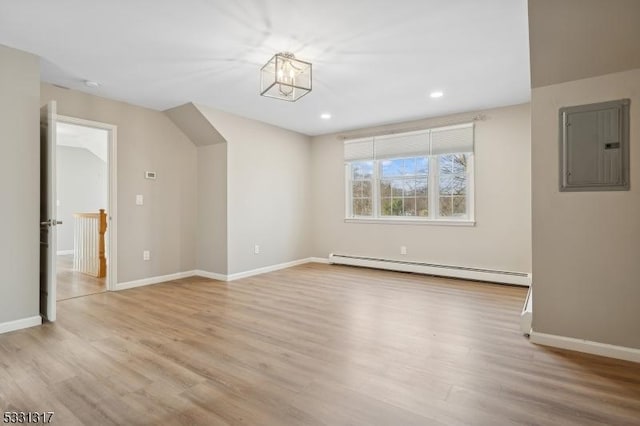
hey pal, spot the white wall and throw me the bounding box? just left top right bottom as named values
left=56, top=146, right=108, bottom=252
left=310, top=103, right=532, bottom=274
left=41, top=84, right=198, bottom=284
left=0, top=44, right=40, bottom=325
left=531, top=68, right=640, bottom=349
left=197, top=143, right=228, bottom=275
left=196, top=105, right=313, bottom=275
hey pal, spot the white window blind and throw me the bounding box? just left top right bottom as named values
left=344, top=123, right=474, bottom=159
left=430, top=123, right=474, bottom=155
left=344, top=138, right=374, bottom=161
left=374, top=131, right=430, bottom=159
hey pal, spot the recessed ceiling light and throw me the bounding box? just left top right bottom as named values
left=320, top=113, right=332, bottom=120
left=430, top=91, right=444, bottom=98
left=84, top=80, right=100, bottom=88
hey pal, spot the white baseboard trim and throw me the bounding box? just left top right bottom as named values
left=193, top=270, right=228, bottom=281
left=115, top=270, right=196, bottom=291
left=57, top=250, right=74, bottom=256
left=530, top=331, right=640, bottom=363
left=115, top=259, right=325, bottom=290
left=115, top=256, right=342, bottom=289
left=0, top=316, right=42, bottom=335
left=194, top=257, right=330, bottom=282
left=226, top=258, right=312, bottom=281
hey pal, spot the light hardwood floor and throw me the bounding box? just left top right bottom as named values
left=1, top=263, right=639, bottom=425
left=56, top=255, right=105, bottom=301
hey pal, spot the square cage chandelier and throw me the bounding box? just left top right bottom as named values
left=260, top=52, right=312, bottom=102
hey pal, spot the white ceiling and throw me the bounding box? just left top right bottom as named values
left=0, top=0, right=530, bottom=136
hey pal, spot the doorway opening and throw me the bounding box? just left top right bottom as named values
left=55, top=121, right=109, bottom=299
left=54, top=117, right=117, bottom=305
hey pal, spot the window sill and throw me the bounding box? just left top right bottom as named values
left=344, top=218, right=475, bottom=227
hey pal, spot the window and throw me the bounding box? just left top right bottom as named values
left=438, top=153, right=470, bottom=217
left=350, top=161, right=373, bottom=216
left=345, top=124, right=474, bottom=224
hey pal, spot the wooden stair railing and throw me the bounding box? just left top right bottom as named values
left=98, top=209, right=107, bottom=278
left=73, top=209, right=107, bottom=278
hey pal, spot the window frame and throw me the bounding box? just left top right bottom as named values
left=345, top=153, right=475, bottom=226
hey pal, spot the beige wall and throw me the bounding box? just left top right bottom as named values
left=197, top=143, right=228, bottom=274
left=528, top=0, right=640, bottom=88
left=0, top=45, right=40, bottom=324
left=310, top=103, right=532, bottom=273
left=197, top=105, right=313, bottom=274
left=165, top=103, right=226, bottom=146
left=41, top=84, right=198, bottom=283
left=531, top=68, right=640, bottom=349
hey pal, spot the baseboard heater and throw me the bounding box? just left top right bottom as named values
left=328, top=253, right=531, bottom=286
left=520, top=286, right=533, bottom=336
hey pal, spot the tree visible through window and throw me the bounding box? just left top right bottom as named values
left=380, top=157, right=428, bottom=217
left=350, top=161, right=373, bottom=216
left=438, top=154, right=468, bottom=217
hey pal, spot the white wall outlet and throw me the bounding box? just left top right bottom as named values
left=400, top=246, right=408, bottom=255
left=136, top=194, right=144, bottom=205
left=254, top=244, right=260, bottom=255
left=143, top=250, right=150, bottom=261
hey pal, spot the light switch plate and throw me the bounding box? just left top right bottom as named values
left=136, top=194, right=144, bottom=205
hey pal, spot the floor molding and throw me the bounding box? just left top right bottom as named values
left=530, top=331, right=640, bottom=363
left=194, top=257, right=330, bottom=282
left=0, top=316, right=42, bottom=335
left=57, top=249, right=74, bottom=256
left=226, top=258, right=313, bottom=281
left=114, top=259, right=324, bottom=291
left=193, top=270, right=227, bottom=281
left=115, top=271, right=196, bottom=291
left=114, top=256, right=529, bottom=294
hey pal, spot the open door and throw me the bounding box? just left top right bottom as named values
left=40, top=101, right=59, bottom=321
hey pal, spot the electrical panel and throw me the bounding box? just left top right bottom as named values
left=559, top=99, right=630, bottom=192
